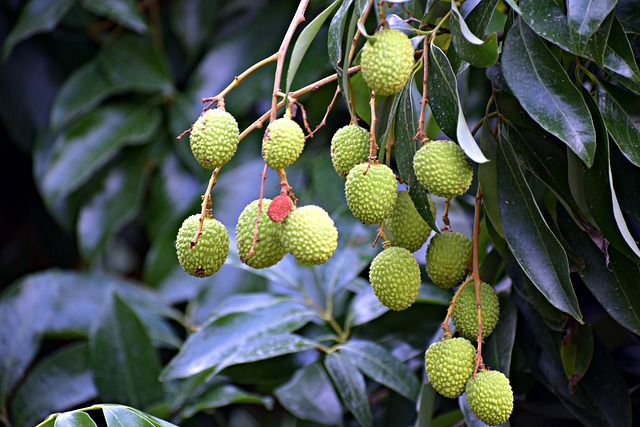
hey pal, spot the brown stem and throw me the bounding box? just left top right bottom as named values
left=368, top=91, right=378, bottom=160
left=472, top=184, right=484, bottom=375
left=415, top=37, right=429, bottom=141
left=191, top=168, right=220, bottom=248
left=441, top=276, right=474, bottom=335
left=306, top=85, right=341, bottom=139
left=442, top=197, right=451, bottom=228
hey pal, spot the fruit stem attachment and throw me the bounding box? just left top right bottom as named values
left=441, top=276, right=473, bottom=335
left=442, top=198, right=451, bottom=227
left=191, top=168, right=220, bottom=248
left=415, top=37, right=429, bottom=141
left=472, top=184, right=485, bottom=375
left=368, top=91, right=379, bottom=161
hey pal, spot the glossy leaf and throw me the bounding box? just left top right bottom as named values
left=52, top=411, right=97, bottom=427
left=482, top=293, right=517, bottom=374
left=497, top=132, right=582, bottom=321
left=180, top=384, right=274, bottom=419
left=566, top=0, right=616, bottom=54
left=449, top=1, right=498, bottom=68
left=427, top=42, right=488, bottom=163
left=328, top=0, right=356, bottom=113
left=597, top=80, right=640, bottom=167
left=82, top=0, right=147, bottom=33
left=41, top=101, right=161, bottom=200
left=102, top=405, right=179, bottom=427
left=478, top=121, right=504, bottom=237
left=448, top=0, right=499, bottom=74
left=603, top=16, right=640, bottom=94
left=325, top=351, right=372, bottom=427
left=1, top=0, right=76, bottom=60
left=616, top=0, right=640, bottom=33
left=340, top=340, right=420, bottom=400
left=275, top=362, right=342, bottom=425
left=11, top=343, right=96, bottom=427
left=560, top=322, right=594, bottom=382
left=161, top=300, right=316, bottom=380
left=502, top=18, right=596, bottom=167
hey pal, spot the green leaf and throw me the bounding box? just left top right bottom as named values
left=287, top=0, right=341, bottom=92
left=102, top=405, right=179, bottom=427
left=347, top=285, right=389, bottom=326
left=11, top=343, right=96, bottom=427
left=325, top=351, right=372, bottom=427
left=328, top=0, right=356, bottom=114
left=54, top=411, right=97, bottom=427
left=89, top=292, right=164, bottom=409
left=1, top=0, right=76, bottom=60
left=275, top=362, right=342, bottom=425
left=416, top=382, right=436, bottom=427
left=180, top=384, right=274, bottom=419
left=82, top=0, right=147, bottom=33
left=566, top=0, right=617, bottom=54
left=616, top=0, right=640, bottom=33
left=161, top=300, right=316, bottom=380
left=448, top=1, right=498, bottom=68
left=478, top=121, right=504, bottom=237
left=501, top=18, right=596, bottom=167
left=497, top=132, right=582, bottom=321
left=597, top=80, right=640, bottom=167
left=340, top=340, right=420, bottom=400
left=482, top=294, right=517, bottom=375
left=427, top=42, right=488, bottom=163
left=41, top=101, right=161, bottom=200
left=603, top=16, right=640, bottom=93
left=560, top=322, right=594, bottom=382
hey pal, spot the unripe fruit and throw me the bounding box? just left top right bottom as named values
left=330, top=124, right=370, bottom=178
left=361, top=28, right=415, bottom=96
left=345, top=162, right=397, bottom=224
left=385, top=190, right=436, bottom=252
left=262, top=116, right=305, bottom=169
left=236, top=199, right=287, bottom=269
left=189, top=108, right=239, bottom=170
left=413, top=140, right=473, bottom=198
left=176, top=214, right=229, bottom=277
left=424, top=337, right=476, bottom=398
left=369, top=246, right=421, bottom=311
left=452, top=282, right=500, bottom=341
left=282, top=205, right=338, bottom=265
left=425, top=231, right=470, bottom=289
left=465, top=370, right=514, bottom=426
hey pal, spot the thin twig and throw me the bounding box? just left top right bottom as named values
left=472, top=185, right=485, bottom=375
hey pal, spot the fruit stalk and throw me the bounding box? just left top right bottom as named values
left=191, top=167, right=220, bottom=248
left=472, top=184, right=485, bottom=374
left=441, top=276, right=473, bottom=335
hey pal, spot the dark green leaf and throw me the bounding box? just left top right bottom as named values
left=11, top=343, right=96, bottom=427
left=566, top=0, right=616, bottom=54
left=82, top=0, right=147, bottom=33
left=101, top=405, right=178, bottom=427
left=497, top=133, right=582, bottom=321
left=616, top=0, right=640, bottom=33
left=1, top=0, right=76, bottom=60
left=340, top=340, right=420, bottom=400
left=180, top=384, right=273, bottom=419
left=560, top=322, right=593, bottom=381
left=89, top=292, right=163, bottom=408
left=348, top=285, right=389, bottom=326
left=42, top=101, right=161, bottom=200
left=416, top=382, right=436, bottom=427
left=325, top=351, right=372, bottom=427
left=449, top=1, right=498, bottom=68
left=603, top=16, right=640, bottom=93
left=478, top=121, right=504, bottom=237
left=328, top=0, right=354, bottom=71
left=428, top=42, right=488, bottom=163
left=161, top=300, right=316, bottom=380
left=482, top=293, right=517, bottom=374
left=275, top=362, right=342, bottom=425
left=502, top=18, right=596, bottom=167
left=53, top=411, right=97, bottom=427
left=597, top=80, right=640, bottom=167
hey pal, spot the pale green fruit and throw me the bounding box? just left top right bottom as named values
left=330, top=124, right=370, bottom=178
left=262, top=116, right=305, bottom=169
left=189, top=108, right=239, bottom=169
left=386, top=190, right=436, bottom=252
left=452, top=282, right=500, bottom=341
left=425, top=231, right=470, bottom=289
left=361, top=28, right=415, bottom=96
left=235, top=199, right=287, bottom=269
left=176, top=214, right=229, bottom=277
left=282, top=205, right=338, bottom=265
left=424, top=337, right=476, bottom=398
left=345, top=162, right=398, bottom=224
left=413, top=140, right=473, bottom=198
left=465, top=370, right=514, bottom=426
left=369, top=246, right=421, bottom=311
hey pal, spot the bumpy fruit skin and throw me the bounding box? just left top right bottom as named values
left=361, top=29, right=415, bottom=96
left=345, top=163, right=398, bottom=224
left=176, top=214, right=229, bottom=277
left=262, top=116, right=305, bottom=169
left=425, top=231, right=471, bottom=289
left=330, top=124, right=370, bottom=178
left=424, top=337, right=476, bottom=398
left=189, top=109, right=239, bottom=170
left=282, top=205, right=338, bottom=265
left=235, top=199, right=287, bottom=269
left=369, top=246, right=421, bottom=311
left=466, top=370, right=514, bottom=426
left=386, top=190, right=436, bottom=252
left=452, top=282, right=500, bottom=341
left=413, top=140, right=473, bottom=198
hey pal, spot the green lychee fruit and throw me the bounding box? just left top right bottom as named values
left=262, top=116, right=305, bottom=169
left=361, top=28, right=415, bottom=96
left=369, top=246, right=421, bottom=311
left=330, top=124, right=370, bottom=178
left=465, top=369, right=514, bottom=426
left=282, top=205, right=338, bottom=265
left=413, top=140, right=473, bottom=198
left=424, top=337, right=476, bottom=398
left=235, top=199, right=287, bottom=269
left=189, top=108, right=239, bottom=170
left=176, top=214, right=229, bottom=277
left=425, top=231, right=471, bottom=289
left=452, top=282, right=500, bottom=341
left=385, top=190, right=436, bottom=252
left=345, top=162, right=397, bottom=224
